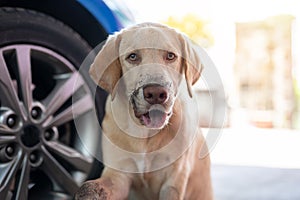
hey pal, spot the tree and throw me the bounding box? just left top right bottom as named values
left=164, top=14, right=214, bottom=48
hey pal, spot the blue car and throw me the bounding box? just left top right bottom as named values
left=0, top=0, right=134, bottom=199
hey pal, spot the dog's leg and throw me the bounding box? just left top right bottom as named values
left=75, top=169, right=131, bottom=200
left=157, top=149, right=194, bottom=200
left=159, top=186, right=180, bottom=200
left=158, top=166, right=189, bottom=200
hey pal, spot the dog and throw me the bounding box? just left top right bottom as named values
left=75, top=22, right=213, bottom=200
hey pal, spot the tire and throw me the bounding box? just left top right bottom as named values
left=0, top=7, right=105, bottom=200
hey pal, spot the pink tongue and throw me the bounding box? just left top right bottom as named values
left=144, top=109, right=167, bottom=128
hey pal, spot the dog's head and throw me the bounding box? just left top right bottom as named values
left=90, top=23, right=203, bottom=130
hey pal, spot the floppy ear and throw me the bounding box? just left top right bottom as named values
left=180, top=34, right=203, bottom=98
left=89, top=34, right=122, bottom=99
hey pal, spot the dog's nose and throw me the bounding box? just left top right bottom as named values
left=143, top=85, right=168, bottom=104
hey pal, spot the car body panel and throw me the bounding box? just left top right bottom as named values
left=77, top=0, right=123, bottom=34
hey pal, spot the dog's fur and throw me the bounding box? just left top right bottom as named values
left=75, top=23, right=213, bottom=200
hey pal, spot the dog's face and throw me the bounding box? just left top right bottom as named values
left=90, top=23, right=203, bottom=129
left=120, top=49, right=179, bottom=129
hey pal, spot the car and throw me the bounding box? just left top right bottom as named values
left=0, top=0, right=134, bottom=199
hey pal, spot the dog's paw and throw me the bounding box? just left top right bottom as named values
left=74, top=181, right=112, bottom=200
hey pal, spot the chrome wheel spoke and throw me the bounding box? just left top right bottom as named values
left=14, top=154, right=30, bottom=200
left=44, top=95, right=93, bottom=128
left=0, top=152, right=23, bottom=199
left=45, top=141, right=93, bottom=173
left=0, top=51, right=25, bottom=120
left=1, top=44, right=99, bottom=199
left=16, top=46, right=33, bottom=113
left=43, top=72, right=84, bottom=119
left=41, top=146, right=79, bottom=195
left=0, top=135, right=16, bottom=145
left=0, top=125, right=15, bottom=134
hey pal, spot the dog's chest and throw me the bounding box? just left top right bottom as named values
left=134, top=151, right=171, bottom=172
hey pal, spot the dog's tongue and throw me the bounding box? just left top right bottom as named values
left=150, top=109, right=167, bottom=126
left=143, top=108, right=167, bottom=129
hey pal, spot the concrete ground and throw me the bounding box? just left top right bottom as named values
left=206, top=128, right=300, bottom=200
left=211, top=165, right=300, bottom=200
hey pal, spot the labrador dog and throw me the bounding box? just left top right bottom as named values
left=75, top=23, right=213, bottom=200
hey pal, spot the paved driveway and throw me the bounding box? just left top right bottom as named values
left=207, top=128, right=300, bottom=200
left=211, top=165, right=300, bottom=200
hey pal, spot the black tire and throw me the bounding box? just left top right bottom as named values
left=0, top=7, right=105, bottom=200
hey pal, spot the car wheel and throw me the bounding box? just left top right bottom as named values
left=0, top=8, right=104, bottom=199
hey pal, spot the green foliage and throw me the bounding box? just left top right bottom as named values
left=163, top=14, right=214, bottom=48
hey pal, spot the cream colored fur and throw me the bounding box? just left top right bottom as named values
left=75, top=22, right=213, bottom=200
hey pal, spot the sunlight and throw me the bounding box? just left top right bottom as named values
left=127, top=0, right=300, bottom=22
left=123, top=0, right=300, bottom=169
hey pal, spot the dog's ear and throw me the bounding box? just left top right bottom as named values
left=89, top=34, right=122, bottom=99
left=180, top=34, right=203, bottom=98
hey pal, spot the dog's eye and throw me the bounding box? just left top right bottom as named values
left=166, top=52, right=177, bottom=61
left=127, top=53, right=139, bottom=62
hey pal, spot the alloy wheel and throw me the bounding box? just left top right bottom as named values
left=0, top=45, right=98, bottom=199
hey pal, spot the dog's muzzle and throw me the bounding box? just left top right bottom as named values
left=131, top=83, right=174, bottom=129
left=124, top=64, right=180, bottom=129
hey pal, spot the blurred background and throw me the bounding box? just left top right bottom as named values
left=0, top=0, right=299, bottom=199
left=125, top=0, right=300, bottom=199
left=126, top=0, right=300, bottom=130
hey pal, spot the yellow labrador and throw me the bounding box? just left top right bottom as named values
left=75, top=23, right=213, bottom=200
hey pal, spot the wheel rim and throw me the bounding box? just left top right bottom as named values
left=0, top=45, right=97, bottom=199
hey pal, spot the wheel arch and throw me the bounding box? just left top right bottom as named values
left=0, top=0, right=121, bottom=47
